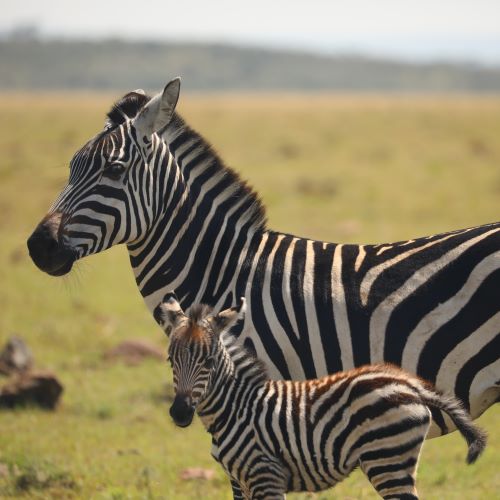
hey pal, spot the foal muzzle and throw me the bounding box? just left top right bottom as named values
left=169, top=394, right=195, bottom=428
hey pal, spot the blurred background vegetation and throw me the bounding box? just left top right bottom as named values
left=0, top=90, right=498, bottom=498
left=1, top=3, right=500, bottom=495
left=1, top=36, right=500, bottom=92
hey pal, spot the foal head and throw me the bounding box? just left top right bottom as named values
left=155, top=292, right=245, bottom=427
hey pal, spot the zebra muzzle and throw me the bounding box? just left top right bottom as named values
left=169, top=394, right=195, bottom=427
left=27, top=215, right=75, bottom=276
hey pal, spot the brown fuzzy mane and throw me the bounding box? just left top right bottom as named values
left=222, top=330, right=269, bottom=385
left=188, top=303, right=270, bottom=383
left=187, top=303, right=214, bottom=324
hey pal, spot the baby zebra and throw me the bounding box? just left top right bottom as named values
left=155, top=293, right=487, bottom=500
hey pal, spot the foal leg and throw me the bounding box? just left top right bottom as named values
left=245, top=458, right=288, bottom=500
left=230, top=478, right=244, bottom=500
left=210, top=440, right=244, bottom=500
left=359, top=436, right=425, bottom=500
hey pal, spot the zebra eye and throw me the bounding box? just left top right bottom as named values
left=204, top=356, right=214, bottom=368
left=103, top=163, right=125, bottom=180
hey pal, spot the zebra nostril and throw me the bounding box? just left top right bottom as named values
left=27, top=227, right=58, bottom=260
left=45, top=235, right=59, bottom=253
left=27, top=221, right=75, bottom=276
left=27, top=232, right=44, bottom=259
left=170, top=394, right=195, bottom=427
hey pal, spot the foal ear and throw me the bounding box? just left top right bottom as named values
left=133, top=77, right=181, bottom=137
left=211, top=297, right=246, bottom=334
left=154, top=291, right=185, bottom=336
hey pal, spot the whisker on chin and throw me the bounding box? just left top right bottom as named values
left=61, top=259, right=87, bottom=293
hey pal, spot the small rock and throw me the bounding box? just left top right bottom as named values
left=0, top=337, right=34, bottom=376
left=179, top=467, right=215, bottom=481
left=0, top=370, right=63, bottom=410
left=103, top=339, right=164, bottom=365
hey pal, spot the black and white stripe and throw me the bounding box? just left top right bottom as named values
left=29, top=81, right=500, bottom=437
left=160, top=296, right=486, bottom=500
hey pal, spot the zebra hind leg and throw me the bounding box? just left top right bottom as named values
left=370, top=470, right=419, bottom=500
left=359, top=438, right=426, bottom=500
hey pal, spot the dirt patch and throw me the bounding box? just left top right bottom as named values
left=103, top=339, right=164, bottom=365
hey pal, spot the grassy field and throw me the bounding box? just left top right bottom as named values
left=0, top=92, right=499, bottom=499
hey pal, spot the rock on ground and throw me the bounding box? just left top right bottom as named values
left=0, top=370, right=63, bottom=409
left=0, top=337, right=34, bottom=375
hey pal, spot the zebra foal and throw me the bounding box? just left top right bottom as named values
left=156, top=293, right=487, bottom=500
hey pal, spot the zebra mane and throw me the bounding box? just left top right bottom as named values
left=168, top=113, right=268, bottom=232
left=186, top=303, right=214, bottom=324
left=222, top=331, right=269, bottom=385
left=106, top=91, right=151, bottom=128
left=185, top=303, right=269, bottom=384
left=105, top=90, right=267, bottom=231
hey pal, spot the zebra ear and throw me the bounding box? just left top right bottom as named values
left=153, top=291, right=185, bottom=336
left=133, top=77, right=181, bottom=137
left=211, top=297, right=246, bottom=335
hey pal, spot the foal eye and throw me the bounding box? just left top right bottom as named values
left=103, top=163, right=125, bottom=180
left=204, top=356, right=214, bottom=368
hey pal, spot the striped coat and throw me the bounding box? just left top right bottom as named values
left=158, top=294, right=486, bottom=500
left=28, top=81, right=500, bottom=438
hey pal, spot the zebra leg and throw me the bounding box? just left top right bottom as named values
left=246, top=477, right=286, bottom=498
left=244, top=459, right=287, bottom=499
left=246, top=488, right=285, bottom=500
left=210, top=440, right=243, bottom=499
left=359, top=439, right=425, bottom=500
left=357, top=406, right=432, bottom=500
left=370, top=471, right=418, bottom=500
left=362, top=460, right=419, bottom=499
left=230, top=478, right=244, bottom=500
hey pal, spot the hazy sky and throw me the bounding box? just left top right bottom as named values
left=3, top=0, right=500, bottom=63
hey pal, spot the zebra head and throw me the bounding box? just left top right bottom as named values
left=27, top=78, right=181, bottom=276
left=156, top=292, right=245, bottom=427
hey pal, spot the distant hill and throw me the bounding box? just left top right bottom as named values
left=1, top=38, right=500, bottom=92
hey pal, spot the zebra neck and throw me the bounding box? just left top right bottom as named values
left=197, top=337, right=268, bottom=437
left=128, top=187, right=266, bottom=314
left=162, top=114, right=266, bottom=234
left=129, top=112, right=268, bottom=313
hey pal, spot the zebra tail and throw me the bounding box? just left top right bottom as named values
left=420, top=389, right=487, bottom=464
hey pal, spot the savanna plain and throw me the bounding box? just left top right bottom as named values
left=0, top=92, right=499, bottom=499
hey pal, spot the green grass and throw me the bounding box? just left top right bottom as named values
left=0, top=93, right=499, bottom=499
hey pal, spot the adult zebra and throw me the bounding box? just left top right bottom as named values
left=27, top=79, right=500, bottom=438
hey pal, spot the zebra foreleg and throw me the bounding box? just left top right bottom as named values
left=231, top=475, right=286, bottom=500
left=243, top=461, right=287, bottom=499
left=230, top=478, right=244, bottom=500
